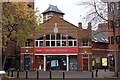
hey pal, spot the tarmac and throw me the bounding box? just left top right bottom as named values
left=3, top=69, right=120, bottom=80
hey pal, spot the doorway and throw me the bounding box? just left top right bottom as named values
left=83, top=58, right=88, bottom=70
left=82, top=54, right=89, bottom=71
left=24, top=54, right=30, bottom=71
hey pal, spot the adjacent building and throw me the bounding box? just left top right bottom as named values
left=107, top=2, right=120, bottom=71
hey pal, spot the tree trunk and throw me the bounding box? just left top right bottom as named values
left=2, top=48, right=8, bottom=70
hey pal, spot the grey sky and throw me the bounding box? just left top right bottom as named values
left=35, top=0, right=86, bottom=27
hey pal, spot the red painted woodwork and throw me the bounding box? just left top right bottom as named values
left=83, top=58, right=88, bottom=71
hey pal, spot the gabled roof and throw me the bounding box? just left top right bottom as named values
left=43, top=16, right=77, bottom=28
left=42, top=4, right=64, bottom=15
left=92, top=31, right=108, bottom=43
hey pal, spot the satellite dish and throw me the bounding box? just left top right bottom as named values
left=101, top=0, right=120, bottom=2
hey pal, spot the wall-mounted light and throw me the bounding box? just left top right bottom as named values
left=26, top=50, right=28, bottom=53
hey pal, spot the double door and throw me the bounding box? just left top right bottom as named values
left=24, top=54, right=30, bottom=71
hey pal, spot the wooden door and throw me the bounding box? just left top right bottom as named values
left=83, top=58, right=88, bottom=71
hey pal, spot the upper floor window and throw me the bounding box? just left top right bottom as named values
left=116, top=20, right=120, bottom=27
left=82, top=39, right=89, bottom=46
left=45, top=14, right=48, bottom=20
left=25, top=41, right=30, bottom=47
left=35, top=34, right=77, bottom=47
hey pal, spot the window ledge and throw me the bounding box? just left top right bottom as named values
left=79, top=46, right=92, bottom=48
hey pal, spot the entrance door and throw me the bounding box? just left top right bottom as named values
left=83, top=58, right=88, bottom=71
left=24, top=54, right=30, bottom=71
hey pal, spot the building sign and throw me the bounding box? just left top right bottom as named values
left=34, top=48, right=78, bottom=54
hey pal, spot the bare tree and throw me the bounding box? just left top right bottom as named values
left=78, top=0, right=108, bottom=30
left=78, top=0, right=120, bottom=77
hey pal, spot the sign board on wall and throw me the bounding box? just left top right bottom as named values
left=34, top=48, right=78, bottom=54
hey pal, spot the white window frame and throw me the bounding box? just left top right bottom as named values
left=82, top=39, right=89, bottom=46
left=25, top=41, right=30, bottom=47
left=35, top=34, right=77, bottom=47
left=68, top=40, right=77, bottom=47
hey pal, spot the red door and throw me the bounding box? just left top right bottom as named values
left=83, top=58, right=88, bottom=71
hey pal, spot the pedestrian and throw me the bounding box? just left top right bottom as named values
left=92, top=59, right=95, bottom=70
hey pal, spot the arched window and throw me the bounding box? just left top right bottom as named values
left=35, top=33, right=77, bottom=47
left=35, top=36, right=44, bottom=47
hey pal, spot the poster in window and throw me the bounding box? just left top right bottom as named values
left=51, top=60, right=59, bottom=67
left=102, top=58, right=108, bottom=66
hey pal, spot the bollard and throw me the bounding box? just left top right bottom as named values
left=92, top=70, right=94, bottom=78
left=95, top=69, right=98, bottom=77
left=26, top=70, right=28, bottom=79
left=49, top=70, right=52, bottom=79
left=37, top=70, right=39, bottom=79
left=63, top=72, right=65, bottom=79
left=104, top=67, right=106, bottom=72
left=117, top=72, right=119, bottom=77
left=17, top=70, right=19, bottom=78
left=8, top=70, right=10, bottom=76
left=11, top=70, right=13, bottom=77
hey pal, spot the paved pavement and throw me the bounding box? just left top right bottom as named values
left=3, top=69, right=120, bottom=79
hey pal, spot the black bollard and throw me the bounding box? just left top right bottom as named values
left=92, top=70, right=94, bottom=78
left=50, top=70, right=52, bottom=79
left=37, top=70, right=39, bottom=79
left=63, top=72, right=65, bottom=79
left=104, top=67, right=106, bottom=72
left=11, top=70, right=13, bottom=77
left=96, top=69, right=98, bottom=77
left=8, top=70, right=10, bottom=76
left=26, top=70, right=28, bottom=79
left=17, top=70, right=19, bottom=78
left=117, top=72, right=119, bottom=77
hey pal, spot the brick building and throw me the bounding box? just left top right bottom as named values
left=20, top=4, right=109, bottom=71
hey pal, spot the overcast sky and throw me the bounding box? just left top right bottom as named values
left=35, top=0, right=87, bottom=27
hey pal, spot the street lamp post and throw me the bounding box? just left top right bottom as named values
left=101, top=0, right=120, bottom=77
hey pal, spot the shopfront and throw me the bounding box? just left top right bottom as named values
left=34, top=47, right=78, bottom=71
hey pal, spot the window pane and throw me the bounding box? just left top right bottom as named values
left=51, top=41, right=55, bottom=46
left=25, top=41, right=30, bottom=47
left=83, top=54, right=88, bottom=58
left=83, top=39, right=88, bottom=46
left=46, top=41, right=50, bottom=46
left=62, top=41, right=66, bottom=46
left=56, top=34, right=61, bottom=40
left=68, top=36, right=75, bottom=39
left=37, top=37, right=43, bottom=40
left=51, top=34, right=55, bottom=40
left=74, top=41, right=76, bottom=46
left=39, top=41, right=43, bottom=47
left=46, top=34, right=50, bottom=40
left=62, top=34, right=66, bottom=39
left=69, top=41, right=72, bottom=46
left=111, top=36, right=113, bottom=44
left=57, top=41, right=60, bottom=46
left=36, top=41, right=38, bottom=47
